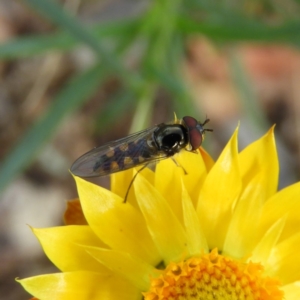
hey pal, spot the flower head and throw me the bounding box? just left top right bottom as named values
left=19, top=127, right=300, bottom=299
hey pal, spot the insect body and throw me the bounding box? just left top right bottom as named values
left=70, top=116, right=212, bottom=178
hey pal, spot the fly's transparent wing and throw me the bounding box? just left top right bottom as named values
left=70, top=125, right=168, bottom=177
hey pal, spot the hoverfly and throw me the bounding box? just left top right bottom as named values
left=71, top=115, right=212, bottom=179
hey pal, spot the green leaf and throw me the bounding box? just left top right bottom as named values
left=146, top=65, right=196, bottom=116
left=23, top=0, right=142, bottom=87
left=0, top=19, right=141, bottom=60
left=178, top=16, right=300, bottom=43
left=0, top=64, right=106, bottom=193
left=94, top=91, right=135, bottom=132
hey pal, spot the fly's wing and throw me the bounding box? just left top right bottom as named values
left=70, top=125, right=168, bottom=177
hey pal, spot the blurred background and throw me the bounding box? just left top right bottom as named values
left=0, top=0, right=300, bottom=299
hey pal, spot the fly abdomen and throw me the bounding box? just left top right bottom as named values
left=93, top=138, right=157, bottom=175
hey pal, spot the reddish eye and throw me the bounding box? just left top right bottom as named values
left=188, top=127, right=203, bottom=150
left=182, top=116, right=198, bottom=128
left=182, top=116, right=204, bottom=150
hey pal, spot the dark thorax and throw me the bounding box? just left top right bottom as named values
left=153, top=124, right=188, bottom=156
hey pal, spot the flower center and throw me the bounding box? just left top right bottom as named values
left=143, top=249, right=283, bottom=300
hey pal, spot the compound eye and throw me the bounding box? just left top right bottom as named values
left=189, top=127, right=203, bottom=150
left=182, top=116, right=204, bottom=150
left=182, top=116, right=197, bottom=128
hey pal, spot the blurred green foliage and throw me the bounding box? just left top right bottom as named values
left=0, top=0, right=300, bottom=192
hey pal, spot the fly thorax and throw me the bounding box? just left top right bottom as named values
left=154, top=124, right=188, bottom=155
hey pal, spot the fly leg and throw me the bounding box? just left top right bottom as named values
left=124, top=164, right=149, bottom=203
left=171, top=157, right=187, bottom=175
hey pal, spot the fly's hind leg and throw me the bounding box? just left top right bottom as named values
left=171, top=157, right=187, bottom=175
left=124, top=164, right=149, bottom=203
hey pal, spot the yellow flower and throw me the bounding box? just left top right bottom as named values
left=18, top=127, right=300, bottom=299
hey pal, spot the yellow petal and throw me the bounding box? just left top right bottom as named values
left=251, top=216, right=286, bottom=264
left=85, top=247, right=158, bottom=291
left=223, top=172, right=267, bottom=258
left=134, top=173, right=188, bottom=263
left=155, top=158, right=184, bottom=220
left=176, top=150, right=208, bottom=205
left=239, top=126, right=278, bottom=199
left=111, top=167, right=154, bottom=208
left=259, top=182, right=300, bottom=242
left=197, top=128, right=242, bottom=250
left=199, top=147, right=215, bottom=172
left=181, top=180, right=208, bottom=256
left=111, top=168, right=135, bottom=199
left=74, top=176, right=160, bottom=264
left=32, top=226, right=107, bottom=273
left=18, top=271, right=140, bottom=300
left=282, top=281, right=300, bottom=299
left=266, top=232, right=300, bottom=284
